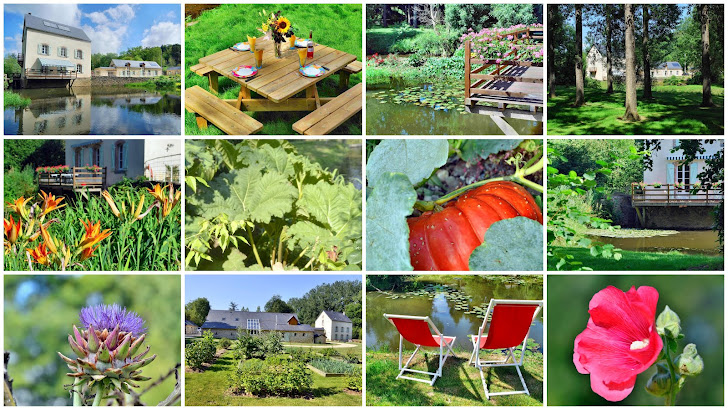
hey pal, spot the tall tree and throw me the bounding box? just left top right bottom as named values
left=548, top=5, right=556, bottom=98
left=264, top=295, right=293, bottom=313
left=642, top=5, right=653, bottom=99
left=700, top=4, right=713, bottom=107
left=185, top=297, right=211, bottom=327
left=256, top=306, right=261, bottom=312
left=606, top=5, right=615, bottom=93
left=228, top=301, right=238, bottom=312
left=623, top=4, right=641, bottom=121
left=574, top=5, right=585, bottom=107
left=240, top=306, right=249, bottom=312
left=381, top=5, right=389, bottom=28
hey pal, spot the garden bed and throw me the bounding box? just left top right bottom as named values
left=307, top=358, right=356, bottom=377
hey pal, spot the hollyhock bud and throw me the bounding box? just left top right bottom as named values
left=645, top=364, right=672, bottom=397
left=675, top=343, right=704, bottom=376
left=656, top=305, right=681, bottom=338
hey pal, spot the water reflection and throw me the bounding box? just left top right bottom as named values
left=5, top=87, right=181, bottom=135
left=366, top=277, right=543, bottom=351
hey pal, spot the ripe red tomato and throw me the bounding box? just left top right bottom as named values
left=408, top=181, right=542, bottom=271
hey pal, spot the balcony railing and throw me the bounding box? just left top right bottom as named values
left=631, top=183, right=722, bottom=206
left=25, top=69, right=79, bottom=79
left=38, top=167, right=106, bottom=193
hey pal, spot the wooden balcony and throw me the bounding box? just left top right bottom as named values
left=631, top=183, right=722, bottom=207
left=25, top=69, right=78, bottom=80
left=38, top=167, right=106, bottom=198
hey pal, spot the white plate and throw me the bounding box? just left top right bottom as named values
left=299, top=64, right=325, bottom=78
left=231, top=42, right=250, bottom=52
left=295, top=39, right=310, bottom=48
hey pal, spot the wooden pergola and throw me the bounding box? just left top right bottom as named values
left=464, top=26, right=543, bottom=135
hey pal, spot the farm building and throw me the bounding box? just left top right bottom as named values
left=201, top=310, right=326, bottom=343
left=93, top=59, right=163, bottom=77
left=315, top=311, right=353, bottom=342
left=185, top=320, right=200, bottom=336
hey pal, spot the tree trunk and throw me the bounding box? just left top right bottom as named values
left=623, top=4, right=641, bottom=121
left=642, top=5, right=653, bottom=99
left=382, top=5, right=389, bottom=28
left=606, top=5, right=614, bottom=94
left=548, top=6, right=556, bottom=98
left=412, top=6, right=418, bottom=28
left=700, top=4, right=713, bottom=107
left=574, top=5, right=584, bottom=107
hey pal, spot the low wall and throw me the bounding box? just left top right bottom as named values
left=641, top=206, right=716, bottom=229
left=90, top=76, right=154, bottom=87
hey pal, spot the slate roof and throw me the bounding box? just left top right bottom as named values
left=321, top=310, right=352, bottom=323
left=201, top=310, right=315, bottom=332
left=185, top=320, right=197, bottom=326
left=24, top=14, right=90, bottom=42
left=167, top=66, right=181, bottom=70
left=111, top=59, right=162, bottom=69
left=656, top=62, right=682, bottom=70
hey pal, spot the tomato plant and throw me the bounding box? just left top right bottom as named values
left=366, top=139, right=543, bottom=271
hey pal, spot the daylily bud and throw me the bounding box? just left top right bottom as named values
left=645, top=363, right=672, bottom=397
left=675, top=343, right=704, bottom=376
left=656, top=305, right=681, bottom=338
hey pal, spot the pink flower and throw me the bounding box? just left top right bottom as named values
left=574, top=286, right=663, bottom=402
left=495, top=58, right=502, bottom=64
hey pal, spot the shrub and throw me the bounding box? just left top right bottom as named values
left=309, top=358, right=356, bottom=374
left=288, top=348, right=317, bottom=363
left=420, top=55, right=465, bottom=80
left=584, top=76, right=602, bottom=89
left=663, top=75, right=684, bottom=86
left=321, top=347, right=340, bottom=358
left=444, top=4, right=495, bottom=34
left=186, top=335, right=217, bottom=370
left=4, top=166, right=37, bottom=203
left=407, top=50, right=428, bottom=67
left=233, top=330, right=283, bottom=360
left=341, top=352, right=361, bottom=364
left=346, top=368, right=362, bottom=391
left=229, top=356, right=313, bottom=396
left=219, top=338, right=231, bottom=349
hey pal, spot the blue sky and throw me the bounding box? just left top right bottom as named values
left=185, top=275, right=362, bottom=311
left=4, top=4, right=180, bottom=55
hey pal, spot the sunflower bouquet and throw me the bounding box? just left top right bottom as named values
left=259, top=9, right=294, bottom=45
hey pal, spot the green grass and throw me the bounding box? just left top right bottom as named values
left=366, top=351, right=543, bottom=406
left=366, top=26, right=432, bottom=55
left=548, top=247, right=724, bottom=271
left=185, top=350, right=362, bottom=406
left=547, top=84, right=724, bottom=135
left=185, top=4, right=362, bottom=135
left=4, top=91, right=31, bottom=108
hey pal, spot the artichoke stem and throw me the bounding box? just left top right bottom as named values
left=72, top=378, right=82, bottom=406
left=91, top=385, right=105, bottom=406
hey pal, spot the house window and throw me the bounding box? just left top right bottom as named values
left=247, top=319, right=260, bottom=335
left=75, top=149, right=82, bottom=167
left=235, top=318, right=239, bottom=321
left=75, top=49, right=83, bottom=59
left=335, top=325, right=338, bottom=332
left=114, top=141, right=127, bottom=171
left=92, top=146, right=100, bottom=166
left=59, top=47, right=67, bottom=57
left=39, top=44, right=49, bottom=55
left=293, top=333, right=297, bottom=337
left=76, top=64, right=83, bottom=74
left=676, top=164, right=690, bottom=189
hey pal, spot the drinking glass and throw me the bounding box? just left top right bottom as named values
left=289, top=35, right=297, bottom=50
left=247, top=35, right=256, bottom=53
left=255, top=49, right=264, bottom=69
left=297, top=48, right=307, bottom=67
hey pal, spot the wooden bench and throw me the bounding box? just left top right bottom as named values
left=185, top=86, right=263, bottom=135
left=190, top=63, right=219, bottom=93
left=339, top=61, right=362, bottom=89
left=292, top=83, right=362, bottom=135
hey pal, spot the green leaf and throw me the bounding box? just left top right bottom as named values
left=297, top=180, right=362, bottom=240
left=366, top=139, right=449, bottom=186
left=366, top=172, right=417, bottom=271
left=459, top=139, right=522, bottom=162
left=221, top=248, right=248, bottom=270
left=185, top=175, right=197, bottom=193
left=198, top=165, right=298, bottom=224
left=468, top=217, right=543, bottom=271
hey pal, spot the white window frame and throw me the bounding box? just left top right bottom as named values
left=76, top=64, right=83, bottom=74
left=40, top=44, right=50, bottom=55
left=75, top=49, right=83, bottom=59
left=247, top=319, right=260, bottom=335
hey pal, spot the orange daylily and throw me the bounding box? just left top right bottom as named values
left=39, top=190, right=66, bottom=217
left=5, top=196, right=32, bottom=220
left=4, top=216, right=21, bottom=245
left=161, top=185, right=181, bottom=217
left=79, top=244, right=100, bottom=261
left=27, top=243, right=51, bottom=265
left=77, top=220, right=112, bottom=251
left=101, top=190, right=121, bottom=218
left=39, top=223, right=58, bottom=254
left=147, top=184, right=165, bottom=202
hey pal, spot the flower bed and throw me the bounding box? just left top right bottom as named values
left=460, top=24, right=543, bottom=65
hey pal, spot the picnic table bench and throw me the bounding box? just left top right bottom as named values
left=189, top=36, right=361, bottom=134
left=293, top=82, right=362, bottom=135
left=185, top=85, right=263, bottom=135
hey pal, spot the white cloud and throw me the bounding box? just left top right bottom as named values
left=83, top=4, right=135, bottom=28
left=5, top=4, right=82, bottom=26
left=141, top=21, right=181, bottom=47
left=82, top=25, right=128, bottom=54
left=4, top=34, right=22, bottom=55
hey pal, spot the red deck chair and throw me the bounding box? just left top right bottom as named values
left=383, top=314, right=457, bottom=386
left=469, top=299, right=542, bottom=399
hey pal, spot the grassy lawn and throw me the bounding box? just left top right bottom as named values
left=547, top=84, right=724, bottom=135
left=4, top=90, right=31, bottom=108
left=366, top=350, right=543, bottom=406
left=548, top=247, right=724, bottom=271
left=185, top=350, right=362, bottom=406
left=185, top=4, right=362, bottom=135
left=366, top=26, right=433, bottom=55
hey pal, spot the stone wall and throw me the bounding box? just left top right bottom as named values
left=89, top=76, right=152, bottom=87
left=642, top=206, right=716, bottom=229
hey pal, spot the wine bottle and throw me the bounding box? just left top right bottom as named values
left=307, top=30, right=314, bottom=59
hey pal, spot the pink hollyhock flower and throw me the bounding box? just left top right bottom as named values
left=574, top=286, right=663, bottom=402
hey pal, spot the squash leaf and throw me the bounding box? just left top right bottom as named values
left=459, top=139, right=522, bottom=162
left=469, top=216, right=543, bottom=271
left=198, top=165, right=298, bottom=224
left=367, top=139, right=449, bottom=186
left=366, top=172, right=417, bottom=271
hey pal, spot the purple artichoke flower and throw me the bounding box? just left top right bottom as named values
left=79, top=303, right=146, bottom=336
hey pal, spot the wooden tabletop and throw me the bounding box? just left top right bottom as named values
left=198, top=36, right=357, bottom=103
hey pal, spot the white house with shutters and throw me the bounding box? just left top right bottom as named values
left=643, top=139, right=723, bottom=188
left=21, top=13, right=91, bottom=81
left=64, top=139, right=181, bottom=186
left=315, top=311, right=352, bottom=342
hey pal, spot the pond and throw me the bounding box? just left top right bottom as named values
left=366, top=276, right=543, bottom=352
left=4, top=87, right=181, bottom=135
left=589, top=230, right=722, bottom=256
left=366, top=83, right=542, bottom=135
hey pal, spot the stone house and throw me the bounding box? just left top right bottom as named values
left=643, top=139, right=723, bottom=187
left=201, top=310, right=322, bottom=343
left=21, top=13, right=92, bottom=84
left=165, top=66, right=181, bottom=75
left=93, top=59, right=163, bottom=77
left=650, top=62, right=684, bottom=79
left=185, top=320, right=200, bottom=336
left=64, top=139, right=181, bottom=186
left=315, top=311, right=352, bottom=342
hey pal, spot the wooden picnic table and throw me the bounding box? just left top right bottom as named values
left=194, top=36, right=357, bottom=112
